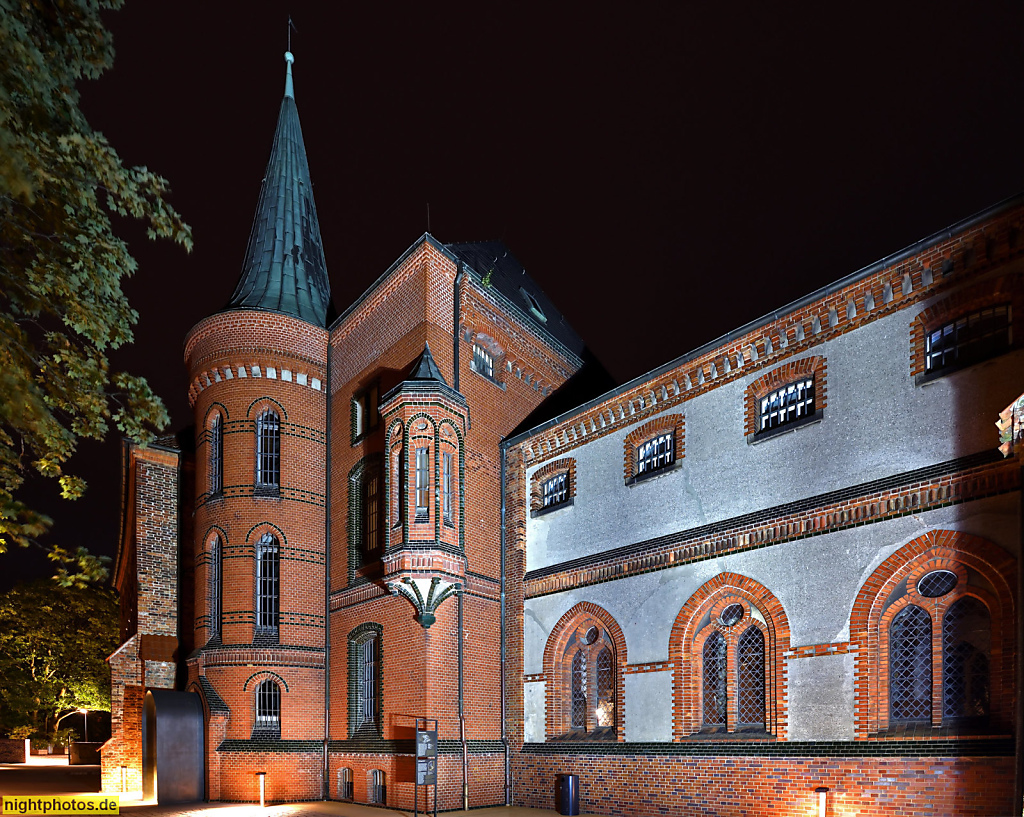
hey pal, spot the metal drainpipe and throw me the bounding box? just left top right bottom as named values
left=500, top=443, right=510, bottom=805
left=458, top=586, right=468, bottom=810
left=453, top=263, right=463, bottom=391
left=1016, top=455, right=1023, bottom=813
left=322, top=336, right=333, bottom=801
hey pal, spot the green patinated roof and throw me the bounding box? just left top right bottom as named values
left=226, top=53, right=333, bottom=327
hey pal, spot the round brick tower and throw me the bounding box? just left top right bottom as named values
left=183, top=52, right=333, bottom=802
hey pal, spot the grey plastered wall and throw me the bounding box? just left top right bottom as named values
left=523, top=494, right=1019, bottom=742
left=525, top=281, right=1024, bottom=574
left=524, top=681, right=546, bottom=744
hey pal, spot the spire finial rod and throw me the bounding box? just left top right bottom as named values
left=284, top=17, right=297, bottom=99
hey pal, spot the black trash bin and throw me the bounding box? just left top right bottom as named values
left=556, top=773, right=580, bottom=815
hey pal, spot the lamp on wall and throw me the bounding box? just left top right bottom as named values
left=257, top=772, right=267, bottom=807
left=815, top=786, right=829, bottom=817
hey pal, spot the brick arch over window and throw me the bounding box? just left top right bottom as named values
left=743, top=355, right=827, bottom=438
left=669, top=573, right=791, bottom=739
left=530, top=457, right=577, bottom=513
left=909, top=272, right=1022, bottom=377
left=246, top=396, right=288, bottom=420
left=542, top=602, right=627, bottom=740
left=622, top=414, right=684, bottom=482
left=850, top=529, right=1015, bottom=737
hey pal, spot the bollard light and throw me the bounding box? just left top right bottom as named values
left=120, top=765, right=127, bottom=793
left=815, top=786, right=829, bottom=817
left=257, top=772, right=267, bottom=808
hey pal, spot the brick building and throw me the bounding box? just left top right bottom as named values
left=103, top=51, right=1024, bottom=815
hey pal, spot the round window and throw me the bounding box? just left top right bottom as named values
left=720, top=604, right=744, bottom=626
left=583, top=626, right=599, bottom=645
left=917, top=570, right=958, bottom=598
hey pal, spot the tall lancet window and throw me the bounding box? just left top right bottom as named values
left=209, top=413, right=223, bottom=496
left=209, top=534, right=222, bottom=638
left=256, top=410, right=281, bottom=491
left=256, top=533, right=280, bottom=635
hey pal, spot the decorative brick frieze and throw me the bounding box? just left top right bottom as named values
left=512, top=205, right=1024, bottom=469
left=784, top=642, right=854, bottom=659
left=524, top=452, right=1018, bottom=599
left=624, top=662, right=676, bottom=674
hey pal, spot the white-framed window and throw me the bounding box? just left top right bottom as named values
left=759, top=379, right=814, bottom=434
left=636, top=433, right=674, bottom=475
left=352, top=383, right=380, bottom=440
left=442, top=451, right=454, bottom=525
left=256, top=410, right=281, bottom=489
left=543, top=473, right=568, bottom=508
left=255, top=533, right=279, bottom=633
left=472, top=343, right=494, bottom=379
left=925, top=304, right=1012, bottom=375
left=415, top=447, right=429, bottom=521
left=254, top=679, right=281, bottom=736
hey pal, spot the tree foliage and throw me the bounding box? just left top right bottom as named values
left=0, top=580, right=119, bottom=738
left=0, top=0, right=191, bottom=584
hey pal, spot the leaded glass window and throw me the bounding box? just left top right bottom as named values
left=543, top=473, right=568, bottom=507
left=256, top=410, right=280, bottom=490
left=759, top=379, right=815, bottom=433
left=209, top=413, right=223, bottom=496
left=942, top=597, right=991, bottom=720
left=736, top=627, right=765, bottom=726
left=570, top=650, right=587, bottom=729
left=255, top=534, right=279, bottom=633
left=702, top=631, right=727, bottom=726
left=890, top=605, right=931, bottom=722
left=254, top=679, right=280, bottom=736
left=415, top=447, right=429, bottom=520
left=636, top=432, right=673, bottom=475
left=926, top=305, right=1012, bottom=374
left=595, top=647, right=614, bottom=728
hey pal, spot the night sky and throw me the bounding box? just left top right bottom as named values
left=7, top=3, right=1023, bottom=588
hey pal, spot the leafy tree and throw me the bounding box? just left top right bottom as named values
left=0, top=580, right=119, bottom=739
left=0, top=0, right=191, bottom=584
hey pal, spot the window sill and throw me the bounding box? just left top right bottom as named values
left=626, top=459, right=682, bottom=487
left=254, top=486, right=281, bottom=498
left=548, top=728, right=617, bottom=742
left=250, top=728, right=281, bottom=741
left=470, top=365, right=505, bottom=390
left=532, top=497, right=574, bottom=518
left=686, top=726, right=771, bottom=740
left=747, top=409, right=824, bottom=445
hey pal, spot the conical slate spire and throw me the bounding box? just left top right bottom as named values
left=406, top=342, right=448, bottom=386
left=227, top=52, right=333, bottom=327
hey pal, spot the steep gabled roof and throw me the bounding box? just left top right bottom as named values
left=226, top=52, right=334, bottom=327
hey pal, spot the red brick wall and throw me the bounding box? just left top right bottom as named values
left=513, top=752, right=1015, bottom=816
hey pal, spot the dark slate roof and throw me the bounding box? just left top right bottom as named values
left=226, top=54, right=333, bottom=327
left=445, top=241, right=585, bottom=357
left=406, top=342, right=448, bottom=386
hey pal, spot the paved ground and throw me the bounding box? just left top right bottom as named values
left=0, top=759, right=591, bottom=817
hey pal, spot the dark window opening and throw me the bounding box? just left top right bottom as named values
left=414, top=447, right=429, bottom=521
left=472, top=343, right=495, bottom=380
left=256, top=410, right=281, bottom=491
left=209, top=414, right=223, bottom=496
left=352, top=384, right=379, bottom=440
left=254, top=680, right=280, bottom=737
left=942, top=597, right=991, bottom=721
left=256, top=534, right=279, bottom=634
left=926, top=305, right=1012, bottom=375
left=543, top=473, right=568, bottom=508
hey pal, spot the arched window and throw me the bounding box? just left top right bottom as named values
left=889, top=605, right=932, bottom=723
left=255, top=410, right=280, bottom=491
left=208, top=534, right=222, bottom=639
left=359, top=635, right=377, bottom=727
left=368, top=769, right=386, bottom=805
left=561, top=624, right=616, bottom=738
left=852, top=531, right=1012, bottom=738
left=253, top=679, right=280, bottom=737
left=942, top=597, right=991, bottom=720
left=255, top=534, right=279, bottom=635
left=673, top=589, right=775, bottom=737
left=337, top=767, right=353, bottom=800
left=209, top=413, right=223, bottom=496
